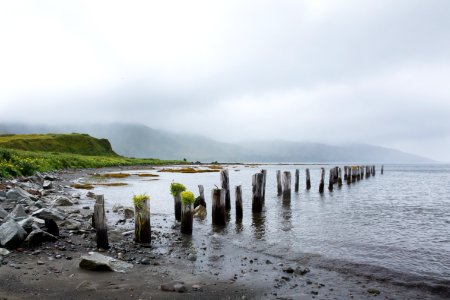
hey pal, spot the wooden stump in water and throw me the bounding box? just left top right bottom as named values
left=276, top=170, right=282, bottom=196
left=174, top=193, right=182, bottom=221
left=328, top=169, right=334, bottom=192
left=344, top=166, right=348, bottom=181
left=381, top=165, right=384, bottom=175
left=235, top=185, right=243, bottom=220
left=319, top=168, right=325, bottom=194
left=94, top=195, right=109, bottom=250
left=372, top=165, right=376, bottom=176
left=306, top=168, right=311, bottom=190
left=261, top=169, right=267, bottom=203
left=134, top=196, right=151, bottom=244
left=294, top=169, right=299, bottom=193
left=212, top=188, right=226, bottom=226
left=194, top=185, right=206, bottom=208
left=347, top=167, right=352, bottom=185
left=220, top=169, right=231, bottom=211
left=352, top=167, right=356, bottom=183
left=181, top=203, right=193, bottom=235
left=338, top=167, right=343, bottom=187
left=282, top=171, right=291, bottom=200
left=252, top=173, right=264, bottom=212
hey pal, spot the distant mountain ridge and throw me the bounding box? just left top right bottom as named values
left=0, top=122, right=433, bottom=163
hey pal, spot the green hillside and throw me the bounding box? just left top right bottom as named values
left=0, top=133, right=184, bottom=178
left=0, top=133, right=117, bottom=156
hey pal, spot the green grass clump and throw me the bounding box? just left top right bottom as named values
left=170, top=182, right=186, bottom=196
left=180, top=190, right=195, bottom=205
left=0, top=147, right=184, bottom=179
left=133, top=194, right=150, bottom=209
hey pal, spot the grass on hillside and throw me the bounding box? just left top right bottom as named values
left=0, top=147, right=183, bottom=179
left=0, top=133, right=117, bottom=156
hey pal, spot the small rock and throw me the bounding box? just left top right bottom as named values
left=193, top=205, right=207, bottom=219
left=123, top=207, right=134, bottom=219
left=187, top=253, right=197, bottom=261
left=52, top=196, right=74, bottom=206
left=37, top=260, right=45, bottom=265
left=43, top=180, right=53, bottom=190
left=174, top=283, right=187, bottom=293
left=160, top=281, right=185, bottom=292
left=0, top=248, right=10, bottom=256
left=140, top=257, right=150, bottom=265
left=282, top=266, right=294, bottom=273
left=367, top=288, right=381, bottom=296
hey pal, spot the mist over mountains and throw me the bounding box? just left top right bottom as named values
left=0, top=123, right=432, bottom=163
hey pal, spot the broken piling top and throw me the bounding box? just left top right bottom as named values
left=282, top=171, right=291, bottom=200
left=220, top=169, right=231, bottom=211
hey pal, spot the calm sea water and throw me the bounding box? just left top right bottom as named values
left=79, top=164, right=450, bottom=284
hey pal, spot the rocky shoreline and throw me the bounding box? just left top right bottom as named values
left=0, top=167, right=448, bottom=300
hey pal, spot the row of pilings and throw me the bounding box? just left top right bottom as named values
left=92, top=165, right=384, bottom=247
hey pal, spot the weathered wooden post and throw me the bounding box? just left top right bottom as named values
left=261, top=169, right=267, bottom=203
left=372, top=165, right=376, bottom=176
left=194, top=184, right=206, bottom=208
left=94, top=195, right=109, bottom=249
left=180, top=191, right=194, bottom=235
left=305, top=168, right=311, bottom=190
left=344, top=166, right=348, bottom=181
left=276, top=170, right=282, bottom=196
left=352, top=167, right=356, bottom=183
left=235, top=185, right=243, bottom=220
left=220, top=169, right=231, bottom=210
left=347, top=167, right=351, bottom=185
left=212, top=188, right=226, bottom=226
left=319, top=168, right=325, bottom=194
left=252, top=173, right=264, bottom=212
left=338, top=167, right=343, bottom=187
left=328, top=169, right=334, bottom=192
left=133, top=194, right=151, bottom=244
left=170, top=182, right=186, bottom=221
left=294, top=169, right=299, bottom=193
left=381, top=165, right=384, bottom=175
left=282, top=171, right=291, bottom=200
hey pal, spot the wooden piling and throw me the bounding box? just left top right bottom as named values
left=235, top=185, right=243, bottom=220
left=294, top=169, right=299, bottom=193
left=252, top=173, right=264, bottom=212
left=381, top=165, right=384, bottom=175
left=194, top=185, right=206, bottom=208
left=338, top=167, right=343, bottom=187
left=212, top=188, right=226, bottom=226
left=319, top=168, right=325, bottom=193
left=276, top=170, right=282, bottom=196
left=94, top=195, right=109, bottom=249
left=174, top=193, right=182, bottom=221
left=344, top=166, right=348, bottom=181
left=261, top=169, right=267, bottom=203
left=347, top=167, right=351, bottom=185
left=181, top=203, right=193, bottom=235
left=372, top=165, right=376, bottom=176
left=133, top=195, right=151, bottom=244
left=328, top=169, right=334, bottom=192
left=220, top=169, right=231, bottom=211
left=305, top=168, right=311, bottom=190
left=282, top=171, right=291, bottom=200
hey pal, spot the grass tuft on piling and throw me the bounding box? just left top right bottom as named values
left=133, top=193, right=150, bottom=209
left=170, top=182, right=186, bottom=196
left=180, top=190, right=195, bottom=205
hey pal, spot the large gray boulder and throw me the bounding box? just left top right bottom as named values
left=24, top=229, right=57, bottom=248
left=79, top=252, right=133, bottom=273
left=4, top=204, right=28, bottom=222
left=32, top=208, right=65, bottom=221
left=6, top=187, right=33, bottom=202
left=0, top=219, right=27, bottom=249
left=18, top=216, right=45, bottom=232
left=0, top=208, right=8, bottom=219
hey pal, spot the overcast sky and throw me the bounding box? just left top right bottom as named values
left=1, top=0, right=450, bottom=161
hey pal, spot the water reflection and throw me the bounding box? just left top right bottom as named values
left=251, top=212, right=266, bottom=240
